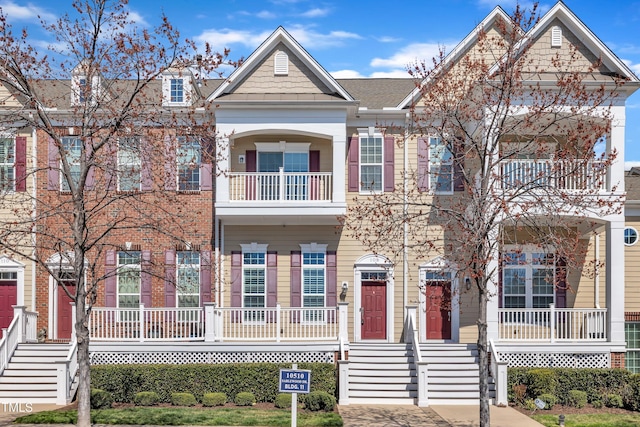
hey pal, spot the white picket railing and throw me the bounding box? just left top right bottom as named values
left=212, top=305, right=340, bottom=342
left=499, top=159, right=607, bottom=191
left=498, top=305, right=607, bottom=342
left=228, top=171, right=333, bottom=202
left=89, top=305, right=204, bottom=341
left=0, top=306, right=38, bottom=376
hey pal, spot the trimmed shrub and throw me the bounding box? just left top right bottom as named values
left=133, top=391, right=159, bottom=406
left=202, top=392, right=227, bottom=407
left=624, top=374, right=640, bottom=411
left=171, top=392, right=197, bottom=406
left=537, top=394, right=556, bottom=410
left=566, top=390, right=587, bottom=408
left=90, top=389, right=113, bottom=409
left=527, top=369, right=557, bottom=397
left=605, top=394, right=623, bottom=408
left=591, top=399, right=603, bottom=409
left=274, top=393, right=292, bottom=409
left=234, top=392, right=256, bottom=406
left=304, top=391, right=336, bottom=412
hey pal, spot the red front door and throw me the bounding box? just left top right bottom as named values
left=57, top=282, right=76, bottom=340
left=0, top=280, right=17, bottom=330
left=361, top=281, right=386, bottom=340
left=425, top=282, right=452, bottom=340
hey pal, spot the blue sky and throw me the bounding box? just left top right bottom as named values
left=3, top=0, right=640, bottom=166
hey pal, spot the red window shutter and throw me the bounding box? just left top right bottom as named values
left=556, top=257, right=567, bottom=309
left=85, top=138, right=95, bottom=190
left=141, top=250, right=152, bottom=307
left=290, top=251, right=301, bottom=323
left=164, top=135, right=176, bottom=190
left=141, top=138, right=153, bottom=191
left=245, top=150, right=256, bottom=172
left=245, top=150, right=257, bottom=200
left=384, top=136, right=395, bottom=192
left=48, top=137, right=59, bottom=190
left=310, top=150, right=320, bottom=200
left=14, top=136, right=26, bottom=192
left=230, top=251, right=242, bottom=307
left=326, top=251, right=337, bottom=323
left=417, top=137, right=429, bottom=192
left=105, top=250, right=117, bottom=307
left=200, top=138, right=213, bottom=191
left=164, top=250, right=176, bottom=307
left=200, top=250, right=212, bottom=303
left=348, top=137, right=359, bottom=192
left=454, top=137, right=465, bottom=192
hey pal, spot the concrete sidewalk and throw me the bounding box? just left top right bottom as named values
left=338, top=404, right=545, bottom=427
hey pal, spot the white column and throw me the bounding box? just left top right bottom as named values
left=204, top=303, right=215, bottom=342
left=606, top=219, right=625, bottom=343
left=486, top=239, right=500, bottom=342
left=332, top=134, right=346, bottom=204
left=607, top=106, right=625, bottom=193
left=216, top=135, right=231, bottom=203
left=338, top=302, right=349, bottom=343
left=338, top=360, right=350, bottom=405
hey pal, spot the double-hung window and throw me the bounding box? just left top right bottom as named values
left=242, top=250, right=266, bottom=322
left=170, top=78, right=184, bottom=103
left=0, top=138, right=15, bottom=191
left=61, top=137, right=82, bottom=192
left=117, top=251, right=141, bottom=320
left=177, top=251, right=200, bottom=323
left=502, top=249, right=555, bottom=309
left=359, top=133, right=383, bottom=192
left=118, top=137, right=141, bottom=191
left=429, top=137, right=453, bottom=193
left=302, top=246, right=326, bottom=323
left=177, top=137, right=201, bottom=191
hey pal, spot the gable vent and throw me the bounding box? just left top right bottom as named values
left=274, top=51, right=289, bottom=75
left=551, top=26, right=562, bottom=48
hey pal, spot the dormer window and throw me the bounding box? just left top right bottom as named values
left=274, top=51, right=288, bottom=75
left=72, top=75, right=100, bottom=106
left=170, top=78, right=184, bottom=103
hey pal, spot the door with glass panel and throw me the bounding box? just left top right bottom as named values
left=258, top=152, right=308, bottom=200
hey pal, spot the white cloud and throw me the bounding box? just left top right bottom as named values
left=370, top=70, right=412, bottom=78
left=256, top=10, right=277, bottom=19
left=127, top=9, right=149, bottom=27
left=370, top=42, right=457, bottom=69
left=376, top=36, right=401, bottom=43
left=622, top=59, right=640, bottom=77
left=330, top=69, right=364, bottom=79
left=286, top=26, right=362, bottom=48
left=626, top=161, right=640, bottom=170
left=0, top=1, right=55, bottom=22
left=300, top=8, right=331, bottom=18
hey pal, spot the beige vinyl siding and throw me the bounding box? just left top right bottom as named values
left=233, top=43, right=332, bottom=95
left=626, top=219, right=640, bottom=312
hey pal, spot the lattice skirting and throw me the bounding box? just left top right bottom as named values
left=498, top=352, right=610, bottom=368
left=90, top=351, right=335, bottom=365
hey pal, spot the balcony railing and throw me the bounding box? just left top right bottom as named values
left=498, top=306, right=607, bottom=342
left=88, top=304, right=347, bottom=342
left=228, top=171, right=333, bottom=202
left=499, top=159, right=607, bottom=191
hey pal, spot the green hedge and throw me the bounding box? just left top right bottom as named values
left=91, top=362, right=336, bottom=404
left=508, top=367, right=634, bottom=407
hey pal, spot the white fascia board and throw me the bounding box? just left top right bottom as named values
left=397, top=6, right=515, bottom=109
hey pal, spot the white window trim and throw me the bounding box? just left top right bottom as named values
left=254, top=142, right=310, bottom=153
left=162, top=74, right=193, bottom=107
left=176, top=137, right=202, bottom=191
left=117, top=137, right=142, bottom=192
left=357, top=128, right=384, bottom=195
left=176, top=251, right=201, bottom=308
left=116, top=251, right=141, bottom=313
left=71, top=75, right=101, bottom=106
left=240, top=243, right=268, bottom=324
left=418, top=257, right=460, bottom=343
left=428, top=136, right=454, bottom=195
left=60, top=136, right=82, bottom=192
left=502, top=245, right=556, bottom=309
left=625, top=226, right=639, bottom=246
left=0, top=136, right=15, bottom=192
left=300, top=243, right=327, bottom=324
left=353, top=253, right=394, bottom=343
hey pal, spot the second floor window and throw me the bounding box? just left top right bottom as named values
left=177, top=137, right=201, bottom=191
left=117, top=251, right=141, bottom=312
left=118, top=137, right=141, bottom=191
left=0, top=138, right=14, bottom=191
left=359, top=134, right=383, bottom=192
left=429, top=137, right=453, bottom=193
left=170, top=78, right=184, bottom=103
left=61, top=137, right=82, bottom=192
left=177, top=251, right=200, bottom=308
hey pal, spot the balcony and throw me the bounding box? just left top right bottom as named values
left=229, top=171, right=333, bottom=202
left=499, top=159, right=607, bottom=191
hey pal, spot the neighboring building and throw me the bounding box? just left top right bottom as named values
left=0, top=1, right=639, bottom=406
left=625, top=169, right=640, bottom=372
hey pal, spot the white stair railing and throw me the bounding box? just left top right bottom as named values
left=489, top=339, right=508, bottom=406
left=0, top=306, right=37, bottom=376
left=405, top=306, right=428, bottom=407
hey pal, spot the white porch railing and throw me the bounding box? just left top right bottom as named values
left=498, top=305, right=607, bottom=342
left=499, top=159, right=607, bottom=191
left=228, top=171, right=333, bottom=202
left=89, top=305, right=204, bottom=341
left=89, top=304, right=347, bottom=342
left=212, top=304, right=342, bottom=342
left=0, top=306, right=38, bottom=376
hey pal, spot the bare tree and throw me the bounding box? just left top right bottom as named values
left=0, top=1, right=230, bottom=425
left=345, top=4, right=627, bottom=426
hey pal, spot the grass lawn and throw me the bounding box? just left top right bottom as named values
left=14, top=406, right=343, bottom=426
left=531, top=413, right=640, bottom=427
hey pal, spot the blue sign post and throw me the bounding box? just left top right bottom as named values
left=279, top=365, right=311, bottom=427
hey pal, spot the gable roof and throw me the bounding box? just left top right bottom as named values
left=397, top=6, right=515, bottom=109
left=208, top=26, right=354, bottom=103
left=488, top=1, right=639, bottom=84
